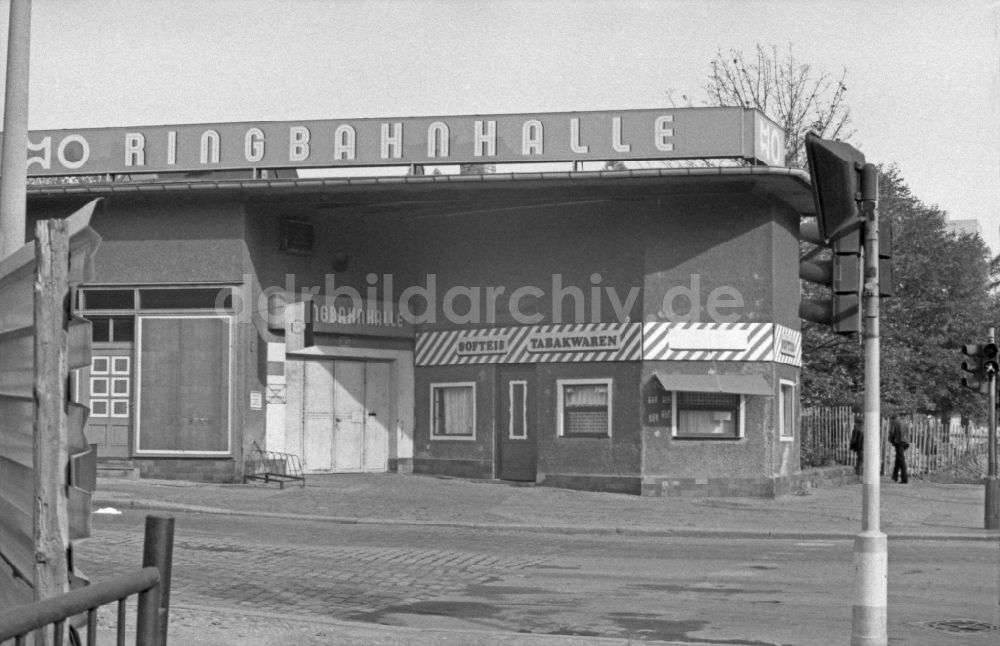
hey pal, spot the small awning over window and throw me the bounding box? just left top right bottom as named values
left=652, top=372, right=773, bottom=396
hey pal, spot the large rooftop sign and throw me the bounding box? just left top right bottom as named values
left=14, top=107, right=786, bottom=176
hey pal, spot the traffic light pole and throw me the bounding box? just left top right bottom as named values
left=986, top=329, right=999, bottom=530
left=852, top=163, right=887, bottom=646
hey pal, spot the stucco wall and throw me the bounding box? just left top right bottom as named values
left=414, top=364, right=496, bottom=478
left=535, top=361, right=642, bottom=478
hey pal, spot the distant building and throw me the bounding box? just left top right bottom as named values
left=945, top=218, right=980, bottom=237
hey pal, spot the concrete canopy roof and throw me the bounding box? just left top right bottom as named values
left=27, top=166, right=815, bottom=218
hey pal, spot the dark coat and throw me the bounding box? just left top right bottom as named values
left=889, top=418, right=910, bottom=447
left=849, top=426, right=863, bottom=452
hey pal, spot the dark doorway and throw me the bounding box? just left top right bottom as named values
left=497, top=365, right=537, bottom=481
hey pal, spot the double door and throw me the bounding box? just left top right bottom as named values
left=302, top=359, right=389, bottom=473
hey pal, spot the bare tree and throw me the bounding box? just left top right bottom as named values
left=705, top=44, right=853, bottom=168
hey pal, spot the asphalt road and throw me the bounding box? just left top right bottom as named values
left=73, top=509, right=1000, bottom=645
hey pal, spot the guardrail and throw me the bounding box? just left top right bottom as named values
left=0, top=515, right=174, bottom=646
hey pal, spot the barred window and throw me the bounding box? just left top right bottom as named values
left=558, top=379, right=612, bottom=437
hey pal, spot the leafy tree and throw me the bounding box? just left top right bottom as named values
left=698, top=44, right=994, bottom=422
left=878, top=165, right=993, bottom=421
left=800, top=166, right=994, bottom=421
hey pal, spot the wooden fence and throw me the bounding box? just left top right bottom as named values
left=801, top=406, right=991, bottom=476
left=0, top=201, right=101, bottom=611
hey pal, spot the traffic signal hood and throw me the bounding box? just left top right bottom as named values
left=804, top=132, right=866, bottom=241
left=798, top=137, right=893, bottom=333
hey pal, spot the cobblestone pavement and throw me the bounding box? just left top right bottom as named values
left=77, top=524, right=550, bottom=621
left=72, top=509, right=1000, bottom=646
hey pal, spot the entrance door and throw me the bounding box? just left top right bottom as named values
left=498, top=366, right=536, bottom=481
left=302, top=359, right=390, bottom=473
left=83, top=348, right=134, bottom=458
left=332, top=360, right=365, bottom=471
left=303, top=360, right=336, bottom=471
left=362, top=361, right=390, bottom=471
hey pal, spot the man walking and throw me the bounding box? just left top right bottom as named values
left=849, top=413, right=864, bottom=476
left=889, top=414, right=910, bottom=483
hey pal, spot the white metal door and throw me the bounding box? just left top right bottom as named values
left=362, top=361, right=389, bottom=471
left=302, top=360, right=335, bottom=471
left=301, top=358, right=390, bottom=473
left=332, top=360, right=365, bottom=472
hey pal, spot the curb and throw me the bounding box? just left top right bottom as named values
left=94, top=497, right=1000, bottom=542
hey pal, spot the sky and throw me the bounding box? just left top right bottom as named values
left=3, top=0, right=998, bottom=250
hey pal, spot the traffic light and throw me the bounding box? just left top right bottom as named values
left=984, top=343, right=999, bottom=377
left=799, top=220, right=863, bottom=335
left=804, top=132, right=866, bottom=241
left=961, top=344, right=989, bottom=393
left=799, top=133, right=869, bottom=336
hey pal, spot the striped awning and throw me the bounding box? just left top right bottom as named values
left=652, top=372, right=773, bottom=396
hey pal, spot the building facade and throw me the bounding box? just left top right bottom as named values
left=23, top=107, right=818, bottom=495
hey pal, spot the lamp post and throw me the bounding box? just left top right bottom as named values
left=0, top=0, right=31, bottom=259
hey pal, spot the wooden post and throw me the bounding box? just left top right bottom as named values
left=33, top=218, right=71, bottom=642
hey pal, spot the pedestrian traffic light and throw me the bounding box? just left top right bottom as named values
left=961, top=344, right=989, bottom=393
left=805, top=132, right=866, bottom=241
left=983, top=343, right=999, bottom=377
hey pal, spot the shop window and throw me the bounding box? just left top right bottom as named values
left=674, top=392, right=743, bottom=439
left=90, top=317, right=111, bottom=343
left=431, top=383, right=476, bottom=439
left=136, top=316, right=232, bottom=454
left=82, top=289, right=135, bottom=310
left=79, top=287, right=235, bottom=312
left=138, top=288, right=232, bottom=310
left=88, top=316, right=135, bottom=343
left=558, top=379, right=612, bottom=437
left=779, top=381, right=795, bottom=441
left=112, top=317, right=135, bottom=342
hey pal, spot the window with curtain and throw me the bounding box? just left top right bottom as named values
left=675, top=391, right=741, bottom=439
left=431, top=383, right=476, bottom=439
left=559, top=379, right=612, bottom=437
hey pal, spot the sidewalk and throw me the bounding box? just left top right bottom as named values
left=93, top=471, right=1000, bottom=540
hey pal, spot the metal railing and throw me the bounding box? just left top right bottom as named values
left=0, top=567, right=160, bottom=645
left=0, top=515, right=174, bottom=646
